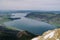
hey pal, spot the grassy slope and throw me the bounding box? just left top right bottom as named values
left=0, top=15, right=11, bottom=24
left=26, top=12, right=60, bottom=28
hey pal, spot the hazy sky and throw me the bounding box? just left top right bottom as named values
left=0, top=0, right=60, bottom=11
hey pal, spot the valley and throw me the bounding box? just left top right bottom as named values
left=0, top=11, right=60, bottom=40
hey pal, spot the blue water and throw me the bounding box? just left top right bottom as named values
left=4, top=13, right=56, bottom=35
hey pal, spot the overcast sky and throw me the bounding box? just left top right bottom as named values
left=0, top=0, right=60, bottom=11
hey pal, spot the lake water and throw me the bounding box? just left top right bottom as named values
left=4, top=13, right=56, bottom=35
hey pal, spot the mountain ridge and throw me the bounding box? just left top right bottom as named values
left=31, top=28, right=60, bottom=40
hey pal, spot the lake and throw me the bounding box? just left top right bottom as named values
left=4, top=13, right=56, bottom=35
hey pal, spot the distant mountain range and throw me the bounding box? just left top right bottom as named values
left=0, top=10, right=60, bottom=14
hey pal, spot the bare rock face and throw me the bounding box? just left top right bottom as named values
left=17, top=31, right=36, bottom=40
left=31, top=28, right=60, bottom=40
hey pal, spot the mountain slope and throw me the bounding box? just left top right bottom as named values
left=0, top=25, right=36, bottom=40
left=26, top=12, right=60, bottom=27
left=31, top=28, right=60, bottom=40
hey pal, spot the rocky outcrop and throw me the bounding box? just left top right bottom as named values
left=31, top=28, right=60, bottom=40
left=17, top=31, right=37, bottom=40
